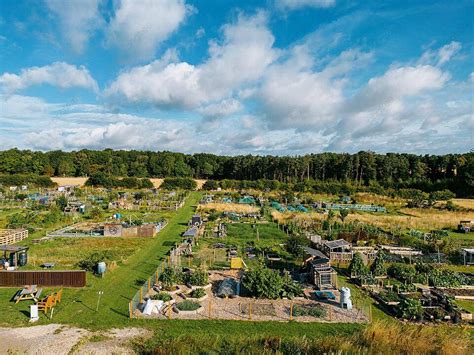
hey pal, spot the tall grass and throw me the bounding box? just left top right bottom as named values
left=134, top=321, right=472, bottom=354
left=199, top=202, right=259, bottom=214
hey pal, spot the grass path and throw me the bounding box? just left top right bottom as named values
left=0, top=192, right=202, bottom=328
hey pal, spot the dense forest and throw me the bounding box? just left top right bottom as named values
left=0, top=149, right=472, bottom=196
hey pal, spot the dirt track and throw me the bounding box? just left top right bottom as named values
left=0, top=325, right=149, bottom=354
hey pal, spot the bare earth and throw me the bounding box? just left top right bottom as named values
left=0, top=325, right=149, bottom=355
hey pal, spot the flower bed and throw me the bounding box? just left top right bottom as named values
left=174, top=300, right=203, bottom=315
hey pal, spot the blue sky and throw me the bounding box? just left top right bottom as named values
left=0, top=0, right=472, bottom=154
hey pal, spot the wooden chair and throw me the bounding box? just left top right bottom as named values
left=52, top=289, right=63, bottom=305
left=37, top=295, right=55, bottom=314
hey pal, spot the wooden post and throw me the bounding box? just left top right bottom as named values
left=329, top=305, right=332, bottom=321
left=249, top=303, right=252, bottom=320
left=139, top=287, right=143, bottom=303
left=188, top=256, right=191, bottom=268
left=289, top=300, right=293, bottom=321
left=208, top=298, right=212, bottom=319
left=167, top=301, right=172, bottom=319
left=129, top=300, right=133, bottom=318
left=155, top=270, right=158, bottom=283
left=148, top=278, right=151, bottom=291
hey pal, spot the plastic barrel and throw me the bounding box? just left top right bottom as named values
left=18, top=252, right=28, bottom=266
left=97, top=261, right=106, bottom=275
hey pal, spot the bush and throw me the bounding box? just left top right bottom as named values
left=388, top=263, right=416, bottom=283
left=190, top=288, right=206, bottom=299
left=77, top=251, right=113, bottom=273
left=176, top=300, right=201, bottom=311
left=242, top=265, right=286, bottom=299
left=184, top=269, right=209, bottom=286
left=151, top=292, right=172, bottom=302
left=370, top=250, right=386, bottom=276
left=398, top=298, right=423, bottom=320
left=159, top=267, right=181, bottom=288
left=291, top=304, right=327, bottom=318
left=349, top=252, right=369, bottom=278
left=161, top=177, right=197, bottom=190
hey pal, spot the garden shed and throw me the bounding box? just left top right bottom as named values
left=462, top=248, right=474, bottom=266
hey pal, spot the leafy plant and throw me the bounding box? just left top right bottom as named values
left=370, top=250, right=386, bottom=276
left=190, top=288, right=206, bottom=299
left=159, top=267, right=180, bottom=288
left=176, top=300, right=201, bottom=311
left=184, top=269, right=209, bottom=286
left=242, top=265, right=285, bottom=299
left=291, top=304, right=327, bottom=318
left=77, top=251, right=114, bottom=273
left=349, top=252, right=369, bottom=278
left=398, top=298, right=423, bottom=320
left=151, top=292, right=172, bottom=302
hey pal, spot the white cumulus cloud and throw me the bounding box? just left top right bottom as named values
left=45, top=0, right=103, bottom=53
left=106, top=0, right=189, bottom=61
left=0, top=62, right=98, bottom=93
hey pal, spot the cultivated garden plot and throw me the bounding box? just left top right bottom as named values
left=137, top=270, right=368, bottom=323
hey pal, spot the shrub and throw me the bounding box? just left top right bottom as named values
left=151, top=292, right=172, bottom=302
left=349, top=252, right=369, bottom=278
left=190, top=288, right=206, bottom=299
left=291, top=304, right=327, bottom=318
left=370, top=250, right=386, bottom=276
left=242, top=265, right=285, bottom=299
left=159, top=267, right=180, bottom=288
left=388, top=263, right=416, bottom=283
left=398, top=298, right=423, bottom=320
left=161, top=177, right=197, bottom=190
left=184, top=269, right=209, bottom=286
left=77, top=251, right=113, bottom=273
left=176, top=300, right=201, bottom=311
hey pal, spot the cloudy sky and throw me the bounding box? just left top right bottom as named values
left=0, top=0, right=472, bottom=155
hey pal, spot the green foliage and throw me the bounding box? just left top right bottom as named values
left=285, top=234, right=308, bottom=258
left=370, top=250, right=386, bottom=276
left=0, top=174, right=54, bottom=187
left=89, top=207, right=103, bottom=220
left=190, top=288, right=206, bottom=299
left=85, top=172, right=153, bottom=189
left=398, top=298, right=423, bottom=320
left=176, top=300, right=201, bottom=311
left=77, top=251, right=113, bottom=273
left=161, top=177, right=197, bottom=190
left=159, top=267, right=181, bottom=288
left=242, top=265, right=303, bottom=299
left=243, top=265, right=285, bottom=299
left=184, top=269, right=209, bottom=286
left=388, top=263, right=417, bottom=283
left=349, top=252, right=368, bottom=277
left=151, top=292, right=172, bottom=302
left=291, top=304, right=327, bottom=318
left=339, top=208, right=350, bottom=222
left=56, top=195, right=68, bottom=210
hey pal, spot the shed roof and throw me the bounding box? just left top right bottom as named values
left=302, top=246, right=327, bottom=259
left=323, top=239, right=351, bottom=249
left=183, top=227, right=198, bottom=237
left=0, top=245, right=29, bottom=252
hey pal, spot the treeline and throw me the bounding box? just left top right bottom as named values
left=0, top=149, right=472, bottom=196
left=0, top=174, right=55, bottom=187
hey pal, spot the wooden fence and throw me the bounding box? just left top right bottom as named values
left=0, top=270, right=86, bottom=287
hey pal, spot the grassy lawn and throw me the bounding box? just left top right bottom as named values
left=456, top=299, right=474, bottom=313
left=0, top=192, right=201, bottom=328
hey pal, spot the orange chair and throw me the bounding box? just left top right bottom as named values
left=53, top=289, right=63, bottom=305
left=37, top=295, right=55, bottom=314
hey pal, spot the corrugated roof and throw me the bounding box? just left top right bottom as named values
left=323, top=239, right=351, bottom=249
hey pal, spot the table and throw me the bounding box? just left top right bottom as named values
left=14, top=285, right=42, bottom=304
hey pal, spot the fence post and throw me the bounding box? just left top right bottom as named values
left=249, top=302, right=252, bottom=320
left=329, top=305, right=332, bottom=321
left=148, top=278, right=151, bottom=291
left=168, top=301, right=172, bottom=319
left=208, top=298, right=212, bottom=319
left=289, top=300, right=293, bottom=321
left=129, top=300, right=133, bottom=318
left=139, top=287, right=143, bottom=303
